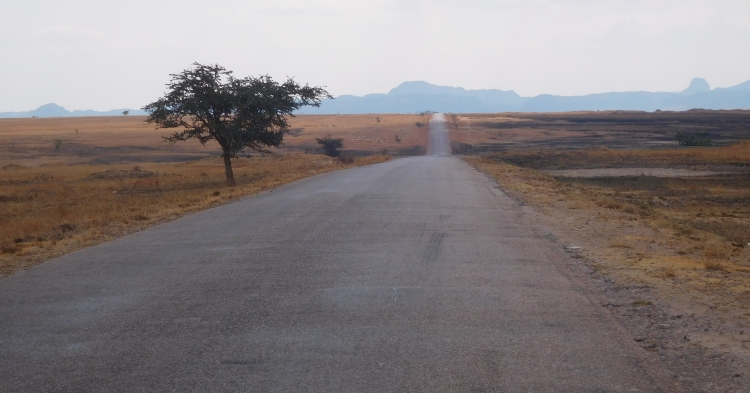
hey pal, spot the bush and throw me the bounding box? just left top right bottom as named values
left=415, top=122, right=424, bottom=128
left=337, top=155, right=355, bottom=164
left=54, top=139, right=63, bottom=149
left=1, top=242, right=19, bottom=254
left=316, top=136, right=344, bottom=157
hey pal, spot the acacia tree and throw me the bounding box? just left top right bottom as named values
left=143, top=63, right=330, bottom=186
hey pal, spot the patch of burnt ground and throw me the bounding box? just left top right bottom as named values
left=453, top=110, right=750, bottom=155
left=489, top=149, right=750, bottom=171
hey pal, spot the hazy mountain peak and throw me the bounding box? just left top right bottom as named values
left=34, top=103, right=70, bottom=116
left=0, top=103, right=145, bottom=118
left=681, top=78, right=710, bottom=95
left=388, top=81, right=468, bottom=96
left=37, top=103, right=66, bottom=110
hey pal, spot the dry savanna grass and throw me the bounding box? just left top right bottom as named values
left=0, top=114, right=428, bottom=168
left=0, top=115, right=412, bottom=277
left=283, top=114, right=430, bottom=156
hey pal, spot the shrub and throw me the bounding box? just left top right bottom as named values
left=703, top=259, right=726, bottom=271
left=316, top=136, right=343, bottom=157
left=337, top=155, right=355, bottom=164
left=663, top=264, right=677, bottom=278
left=54, top=139, right=63, bottom=149
left=1, top=242, right=19, bottom=254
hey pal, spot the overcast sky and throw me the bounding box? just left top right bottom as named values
left=1, top=0, right=749, bottom=111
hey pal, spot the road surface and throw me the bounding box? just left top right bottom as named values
left=426, top=113, right=451, bottom=156
left=0, top=115, right=672, bottom=392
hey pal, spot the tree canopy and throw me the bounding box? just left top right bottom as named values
left=143, top=63, right=331, bottom=185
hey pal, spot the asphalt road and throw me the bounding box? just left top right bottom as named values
left=427, top=113, right=451, bottom=156
left=0, top=115, right=672, bottom=392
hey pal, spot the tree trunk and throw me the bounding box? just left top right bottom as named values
left=223, top=153, right=236, bottom=187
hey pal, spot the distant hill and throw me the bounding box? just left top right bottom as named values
left=679, top=78, right=711, bottom=95
left=299, top=81, right=528, bottom=114
left=0, top=103, right=147, bottom=118
left=300, top=78, right=750, bottom=114
left=5, top=78, right=750, bottom=117
left=522, top=78, right=750, bottom=112
left=714, top=79, right=750, bottom=92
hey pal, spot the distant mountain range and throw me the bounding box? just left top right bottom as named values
left=300, top=78, right=750, bottom=114
left=4, top=78, right=750, bottom=118
left=0, top=103, right=146, bottom=118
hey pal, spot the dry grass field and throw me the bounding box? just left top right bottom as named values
left=282, top=114, right=430, bottom=156
left=0, top=114, right=429, bottom=168
left=0, top=114, right=426, bottom=277
left=466, top=140, right=750, bottom=376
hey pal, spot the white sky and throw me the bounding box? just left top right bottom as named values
left=2, top=0, right=749, bottom=111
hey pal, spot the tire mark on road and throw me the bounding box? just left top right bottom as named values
left=423, top=232, right=447, bottom=262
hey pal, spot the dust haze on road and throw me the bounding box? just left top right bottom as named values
left=0, top=114, right=674, bottom=392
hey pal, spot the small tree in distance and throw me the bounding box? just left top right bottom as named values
left=447, top=113, right=459, bottom=131
left=316, top=136, right=343, bottom=157
left=122, top=110, right=129, bottom=116
left=143, top=63, right=330, bottom=186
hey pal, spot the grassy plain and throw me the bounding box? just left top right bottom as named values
left=282, top=114, right=429, bottom=156
left=0, top=114, right=426, bottom=276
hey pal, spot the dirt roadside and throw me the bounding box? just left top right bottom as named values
left=466, top=156, right=750, bottom=393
